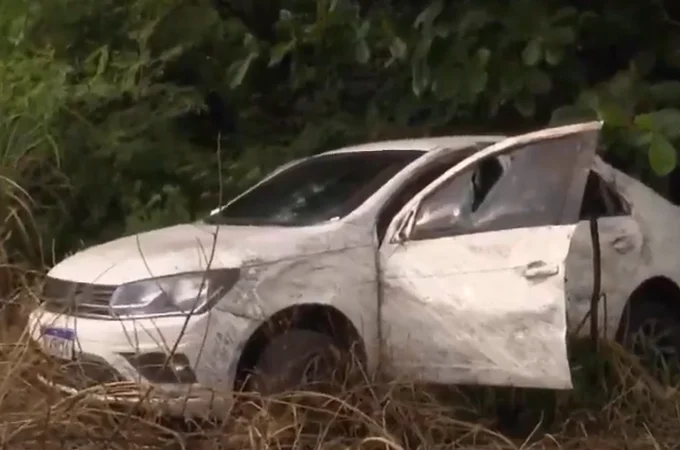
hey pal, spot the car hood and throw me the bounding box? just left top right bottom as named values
left=48, top=222, right=353, bottom=285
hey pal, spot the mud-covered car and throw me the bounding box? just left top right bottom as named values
left=27, top=121, right=680, bottom=416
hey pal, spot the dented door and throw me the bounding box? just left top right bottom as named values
left=378, top=122, right=602, bottom=389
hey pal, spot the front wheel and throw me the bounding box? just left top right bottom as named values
left=247, top=329, right=352, bottom=395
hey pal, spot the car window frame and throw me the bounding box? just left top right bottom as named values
left=409, top=135, right=597, bottom=240
left=407, top=157, right=506, bottom=240
left=588, top=162, right=632, bottom=217
left=373, top=145, right=486, bottom=245
left=384, top=122, right=602, bottom=245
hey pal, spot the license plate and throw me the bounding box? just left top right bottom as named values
left=41, top=327, right=76, bottom=360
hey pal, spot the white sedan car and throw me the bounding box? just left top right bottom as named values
left=28, top=121, right=680, bottom=416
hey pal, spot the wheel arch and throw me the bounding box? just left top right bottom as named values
left=234, top=303, right=367, bottom=390
left=616, top=275, right=680, bottom=341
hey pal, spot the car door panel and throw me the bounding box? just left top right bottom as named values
left=378, top=121, right=602, bottom=390
left=381, top=226, right=575, bottom=388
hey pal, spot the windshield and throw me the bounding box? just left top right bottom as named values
left=205, top=150, right=423, bottom=226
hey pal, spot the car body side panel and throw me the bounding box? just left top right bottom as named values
left=215, top=225, right=382, bottom=376
left=604, top=161, right=680, bottom=276
left=564, top=158, right=680, bottom=343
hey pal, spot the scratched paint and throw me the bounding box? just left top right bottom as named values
left=380, top=226, right=574, bottom=389
left=26, top=121, right=680, bottom=416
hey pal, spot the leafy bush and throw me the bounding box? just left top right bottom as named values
left=1, top=0, right=680, bottom=266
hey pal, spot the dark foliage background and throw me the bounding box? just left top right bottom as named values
left=2, top=0, right=680, bottom=271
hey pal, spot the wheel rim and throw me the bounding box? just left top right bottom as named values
left=300, top=351, right=337, bottom=387
left=631, top=318, right=680, bottom=380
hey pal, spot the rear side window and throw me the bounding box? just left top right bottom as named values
left=579, top=171, right=630, bottom=218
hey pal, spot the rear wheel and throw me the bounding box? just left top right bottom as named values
left=621, top=300, right=680, bottom=382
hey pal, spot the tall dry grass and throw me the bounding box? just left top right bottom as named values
left=0, top=288, right=679, bottom=450
left=0, top=112, right=676, bottom=449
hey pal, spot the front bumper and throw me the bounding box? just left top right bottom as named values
left=28, top=306, right=257, bottom=417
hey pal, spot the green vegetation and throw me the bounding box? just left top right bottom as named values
left=2, top=0, right=680, bottom=266
left=2, top=0, right=680, bottom=448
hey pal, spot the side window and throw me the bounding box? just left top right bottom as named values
left=410, top=161, right=501, bottom=239
left=376, top=146, right=483, bottom=244
left=579, top=171, right=630, bottom=218
left=410, top=134, right=594, bottom=240
left=376, top=162, right=453, bottom=243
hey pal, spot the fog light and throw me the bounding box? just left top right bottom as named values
left=121, top=352, right=197, bottom=384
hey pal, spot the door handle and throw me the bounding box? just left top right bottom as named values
left=610, top=235, right=634, bottom=254
left=522, top=260, right=559, bottom=279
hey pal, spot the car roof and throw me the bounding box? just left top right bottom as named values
left=323, top=135, right=506, bottom=155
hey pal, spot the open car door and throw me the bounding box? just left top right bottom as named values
left=378, top=121, right=602, bottom=390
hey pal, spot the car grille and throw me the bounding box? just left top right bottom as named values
left=45, top=353, right=125, bottom=390
left=41, top=277, right=117, bottom=318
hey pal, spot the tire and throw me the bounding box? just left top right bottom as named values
left=621, top=300, right=680, bottom=380
left=247, top=329, right=350, bottom=395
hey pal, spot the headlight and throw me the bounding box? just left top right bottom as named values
left=109, top=269, right=239, bottom=317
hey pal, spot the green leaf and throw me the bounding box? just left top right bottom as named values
left=647, top=81, right=680, bottom=105
left=634, top=108, right=680, bottom=138
left=355, top=39, right=370, bottom=64
left=8, top=16, right=26, bottom=45
left=634, top=113, right=656, bottom=131
left=522, top=39, right=542, bottom=66
left=649, top=134, right=678, bottom=176
left=389, top=37, right=407, bottom=61
left=544, top=47, right=563, bottom=66
left=578, top=10, right=599, bottom=26
left=414, top=0, right=444, bottom=29
left=476, top=47, right=491, bottom=67
left=596, top=101, right=631, bottom=127
left=411, top=59, right=430, bottom=97
left=631, top=130, right=653, bottom=147
left=95, top=46, right=109, bottom=78
left=268, top=40, right=295, bottom=67
left=606, top=70, right=636, bottom=98
left=227, top=52, right=257, bottom=89
left=356, top=19, right=371, bottom=39
left=243, top=33, right=258, bottom=52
